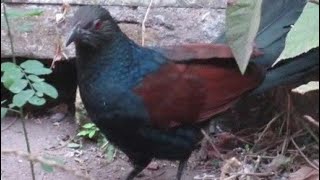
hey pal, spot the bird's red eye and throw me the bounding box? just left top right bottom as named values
left=94, top=20, right=102, bottom=30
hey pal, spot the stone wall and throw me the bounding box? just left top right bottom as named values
left=1, top=1, right=226, bottom=59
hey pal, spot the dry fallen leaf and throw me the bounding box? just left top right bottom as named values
left=289, top=166, right=319, bottom=180
left=269, top=154, right=292, bottom=171
left=292, top=81, right=319, bottom=95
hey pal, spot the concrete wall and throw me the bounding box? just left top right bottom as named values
left=1, top=1, right=226, bottom=59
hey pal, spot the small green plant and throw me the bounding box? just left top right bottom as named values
left=77, top=123, right=100, bottom=139
left=77, top=122, right=116, bottom=162
left=1, top=60, right=58, bottom=119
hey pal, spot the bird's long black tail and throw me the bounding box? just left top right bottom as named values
left=217, top=0, right=319, bottom=94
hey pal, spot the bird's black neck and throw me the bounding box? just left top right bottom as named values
left=75, top=32, right=139, bottom=84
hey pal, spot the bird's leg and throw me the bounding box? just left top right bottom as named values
left=176, top=159, right=188, bottom=180
left=126, top=158, right=151, bottom=180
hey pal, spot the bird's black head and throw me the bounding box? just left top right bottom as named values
left=65, top=5, right=120, bottom=48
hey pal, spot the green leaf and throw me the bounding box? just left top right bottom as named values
left=226, top=0, right=263, bottom=74
left=82, top=123, right=95, bottom=129
left=20, top=60, right=43, bottom=69
left=77, top=131, right=90, bottom=136
left=41, top=163, right=54, bottom=173
left=1, top=107, right=8, bottom=120
left=32, top=82, right=58, bottom=99
left=1, top=62, right=17, bottom=72
left=20, top=60, right=52, bottom=75
left=67, top=143, right=81, bottom=149
left=88, top=131, right=96, bottom=138
left=28, top=96, right=46, bottom=106
left=1, top=66, right=24, bottom=89
left=6, top=8, right=44, bottom=18
left=27, top=75, right=44, bottom=82
left=274, top=3, right=319, bottom=66
left=12, top=90, right=35, bottom=107
left=8, top=79, right=28, bottom=94
left=24, top=67, right=52, bottom=75
left=36, top=91, right=44, bottom=97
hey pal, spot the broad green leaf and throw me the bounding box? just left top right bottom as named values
left=20, top=60, right=44, bottom=69
left=6, top=8, right=44, bottom=18
left=1, top=107, right=8, bottom=120
left=274, top=3, right=319, bottom=66
left=12, top=90, right=35, bottom=107
left=20, top=60, right=52, bottom=75
left=27, top=75, right=44, bottom=82
left=8, top=79, right=28, bottom=94
left=82, top=123, right=95, bottom=129
left=25, top=68, right=52, bottom=75
left=1, top=67, right=24, bottom=89
left=32, top=82, right=58, bottom=99
left=77, top=131, right=89, bottom=136
left=226, top=0, right=262, bottom=74
left=88, top=131, right=96, bottom=138
left=1, top=62, right=17, bottom=72
left=28, top=96, right=46, bottom=106
left=41, top=163, right=54, bottom=173
left=292, top=81, right=319, bottom=94
left=67, top=143, right=81, bottom=149
left=36, top=91, right=44, bottom=97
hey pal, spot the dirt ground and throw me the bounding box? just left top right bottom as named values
left=1, top=90, right=319, bottom=180
left=1, top=115, right=216, bottom=180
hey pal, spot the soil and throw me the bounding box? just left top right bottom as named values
left=2, top=89, right=319, bottom=180
left=1, top=115, right=215, bottom=180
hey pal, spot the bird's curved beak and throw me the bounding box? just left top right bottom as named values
left=65, top=25, right=80, bottom=47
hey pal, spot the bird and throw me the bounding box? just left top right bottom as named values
left=65, top=1, right=318, bottom=179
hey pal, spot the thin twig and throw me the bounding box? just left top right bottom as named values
left=20, top=116, right=36, bottom=180
left=201, top=129, right=223, bottom=160
left=1, top=149, right=93, bottom=180
left=290, top=137, right=319, bottom=170
left=295, top=116, right=319, bottom=144
left=1, top=118, right=18, bottom=131
left=255, top=112, right=284, bottom=144
left=256, top=129, right=305, bottom=154
left=281, top=93, right=291, bottom=154
left=224, top=172, right=275, bottom=180
left=141, top=0, right=154, bottom=46
left=234, top=172, right=275, bottom=177
left=246, top=154, right=276, bottom=159
left=303, top=115, right=319, bottom=128
left=2, top=3, right=16, bottom=63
